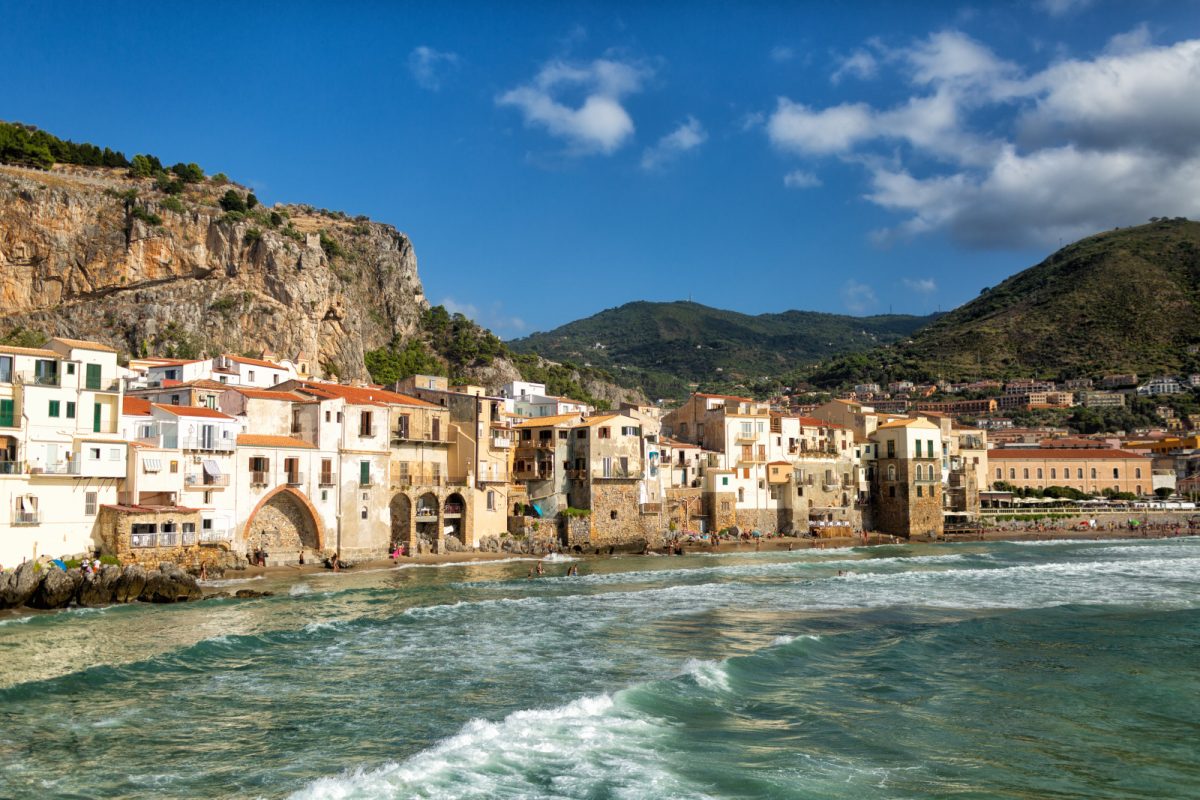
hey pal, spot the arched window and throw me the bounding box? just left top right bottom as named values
left=1091, top=468, right=1097, bottom=479
left=1113, top=468, right=1119, bottom=479
left=888, top=464, right=897, bottom=481
left=738, top=487, right=745, bottom=503
left=1136, top=485, right=1143, bottom=495
left=1036, top=468, right=1043, bottom=479
left=1023, top=468, right=1030, bottom=479
left=995, top=468, right=1002, bottom=479
left=1009, top=468, right=1016, bottom=479
left=1135, top=468, right=1142, bottom=478
left=1051, top=468, right=1057, bottom=479
left=1077, top=468, right=1083, bottom=479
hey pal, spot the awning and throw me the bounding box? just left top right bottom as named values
left=531, top=503, right=543, bottom=518
left=202, top=460, right=222, bottom=477
left=144, top=458, right=161, bottom=473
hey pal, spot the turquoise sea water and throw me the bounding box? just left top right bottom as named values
left=1, top=538, right=1198, bottom=799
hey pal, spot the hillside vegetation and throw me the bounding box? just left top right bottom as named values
left=509, top=301, right=935, bottom=399
left=808, top=219, right=1200, bottom=387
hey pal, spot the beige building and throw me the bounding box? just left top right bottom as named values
left=870, top=418, right=944, bottom=538
left=988, top=449, right=1154, bottom=495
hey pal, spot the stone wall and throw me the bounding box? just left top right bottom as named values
left=872, top=458, right=944, bottom=538
left=98, top=506, right=241, bottom=571
left=587, top=480, right=664, bottom=549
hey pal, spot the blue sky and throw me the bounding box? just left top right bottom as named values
left=4, top=1, right=1200, bottom=337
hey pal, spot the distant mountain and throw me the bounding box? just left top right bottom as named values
left=809, top=218, right=1200, bottom=387
left=508, top=301, right=937, bottom=398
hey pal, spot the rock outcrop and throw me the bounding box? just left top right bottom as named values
left=0, top=164, right=426, bottom=379
left=0, top=562, right=42, bottom=608
left=0, top=562, right=206, bottom=611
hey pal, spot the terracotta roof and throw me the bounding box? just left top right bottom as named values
left=988, top=448, right=1150, bottom=460
left=577, top=414, right=620, bottom=427
left=122, top=397, right=152, bottom=416
left=793, top=416, right=846, bottom=429
left=223, top=354, right=287, bottom=370
left=236, top=434, right=317, bottom=449
left=696, top=392, right=754, bottom=402
left=0, top=344, right=59, bottom=358
left=512, top=413, right=583, bottom=429
left=289, top=380, right=439, bottom=408
left=876, top=418, right=938, bottom=430
left=152, top=404, right=235, bottom=420
left=767, top=460, right=792, bottom=466
left=146, top=358, right=205, bottom=367
left=228, top=388, right=314, bottom=403
left=49, top=336, right=116, bottom=353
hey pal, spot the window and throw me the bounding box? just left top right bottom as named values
left=291, top=409, right=302, bottom=434
left=321, top=459, right=333, bottom=485
left=325, top=410, right=332, bottom=423
left=361, top=506, right=368, bottom=520
left=1077, top=468, right=1083, bottom=479
left=721, top=477, right=729, bottom=487
left=1037, top=468, right=1043, bottom=479
left=169, top=460, right=179, bottom=473
left=598, top=427, right=611, bottom=439
left=889, top=486, right=896, bottom=497
left=558, top=430, right=567, bottom=439
left=88, top=447, right=101, bottom=460
left=1023, top=469, right=1029, bottom=479
left=610, top=510, right=618, bottom=520
left=84, top=491, right=97, bottom=516
left=621, top=426, right=639, bottom=436
left=336, top=411, right=343, bottom=423
left=1135, top=467, right=1142, bottom=479
left=66, top=402, right=75, bottom=419
left=108, top=448, right=121, bottom=461
left=1113, top=468, right=1120, bottom=479
left=49, top=400, right=60, bottom=417
left=887, top=440, right=895, bottom=458
left=576, top=429, right=587, bottom=439
left=1051, top=468, right=1057, bottom=479
left=487, top=490, right=496, bottom=511
left=85, top=363, right=101, bottom=390
left=995, top=468, right=1002, bottom=479
left=248, top=370, right=256, bottom=382
left=1091, top=468, right=1097, bottom=479
left=359, top=411, right=374, bottom=437
left=285, top=457, right=301, bottom=484
left=360, top=460, right=371, bottom=486
left=250, top=456, right=269, bottom=472
left=1009, top=468, right=1016, bottom=479
left=737, top=487, right=745, bottom=502
left=917, top=485, right=923, bottom=497
left=720, top=500, right=730, bottom=512
left=0, top=355, right=11, bottom=383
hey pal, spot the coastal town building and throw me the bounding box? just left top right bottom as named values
left=869, top=418, right=944, bottom=538
left=988, top=449, right=1153, bottom=495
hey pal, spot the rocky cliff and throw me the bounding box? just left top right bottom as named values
left=0, top=164, right=426, bottom=379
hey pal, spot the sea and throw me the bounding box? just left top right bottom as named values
left=1, top=537, right=1198, bottom=799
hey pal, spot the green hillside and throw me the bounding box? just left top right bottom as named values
left=508, top=301, right=936, bottom=398
left=808, top=218, right=1200, bottom=387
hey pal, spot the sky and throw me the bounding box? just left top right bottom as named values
left=3, top=1, right=1200, bottom=338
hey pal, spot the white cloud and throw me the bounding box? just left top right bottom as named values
left=766, top=30, right=1200, bottom=249
left=770, top=46, right=795, bottom=63
left=831, top=50, right=877, bottom=83
left=497, top=58, right=651, bottom=154
left=1038, top=0, right=1094, bottom=17
left=902, top=277, right=938, bottom=294
left=408, top=46, right=459, bottom=91
left=640, top=116, right=707, bottom=170
left=842, top=280, right=878, bottom=314
left=783, top=169, right=821, bottom=189
left=441, top=297, right=527, bottom=338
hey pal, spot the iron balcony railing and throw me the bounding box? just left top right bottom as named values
left=34, top=461, right=82, bottom=476
left=13, top=510, right=40, bottom=525
left=199, top=528, right=234, bottom=544
left=392, top=429, right=447, bottom=444
left=0, top=461, right=24, bottom=475
left=286, top=472, right=305, bottom=486
left=185, top=472, right=230, bottom=488
left=180, top=437, right=236, bottom=452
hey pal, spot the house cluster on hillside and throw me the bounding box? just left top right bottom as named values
left=2, top=337, right=1194, bottom=569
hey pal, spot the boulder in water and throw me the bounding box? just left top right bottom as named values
left=234, top=589, right=275, bottom=599
left=0, top=562, right=41, bottom=609
left=28, top=567, right=79, bottom=609
left=76, top=567, right=120, bottom=607
left=140, top=568, right=201, bottom=603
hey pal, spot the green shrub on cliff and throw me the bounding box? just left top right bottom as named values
left=365, top=339, right=446, bottom=385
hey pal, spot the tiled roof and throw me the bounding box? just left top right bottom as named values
left=152, top=404, right=235, bottom=420
left=0, top=344, right=59, bottom=358
left=792, top=416, right=846, bottom=429
left=577, top=414, right=619, bottom=427
left=988, top=448, right=1150, bottom=460
left=122, top=397, right=153, bottom=416
left=229, top=388, right=313, bottom=402
left=512, top=413, right=583, bottom=429
left=876, top=418, right=938, bottom=430
left=224, top=354, right=287, bottom=369
left=289, top=380, right=439, bottom=408
left=102, top=504, right=200, bottom=513
left=696, top=392, right=754, bottom=402
left=49, top=336, right=117, bottom=353
left=236, top=434, right=317, bottom=449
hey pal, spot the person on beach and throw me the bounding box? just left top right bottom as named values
left=536, top=561, right=545, bottom=576
left=298, top=550, right=305, bottom=566
left=199, top=562, right=209, bottom=581
left=332, top=553, right=340, bottom=572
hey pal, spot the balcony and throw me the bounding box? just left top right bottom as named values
left=444, top=502, right=464, bottom=517
left=251, top=471, right=269, bottom=486
left=735, top=434, right=758, bottom=444
left=0, top=461, right=24, bottom=475
left=185, top=472, right=230, bottom=488
left=16, top=371, right=60, bottom=387
left=514, top=467, right=546, bottom=481
left=319, top=473, right=335, bottom=486
left=392, top=430, right=448, bottom=445
left=180, top=437, right=236, bottom=452
left=567, top=468, right=587, bottom=481
left=593, top=467, right=643, bottom=480
left=639, top=502, right=663, bottom=514
left=415, top=506, right=438, bottom=520
left=199, top=528, right=234, bottom=544
left=32, top=461, right=82, bottom=476
left=491, top=436, right=513, bottom=449
left=392, top=472, right=444, bottom=488
left=13, top=510, right=40, bottom=525
left=286, top=472, right=305, bottom=486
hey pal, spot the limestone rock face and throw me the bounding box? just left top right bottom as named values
left=113, top=564, right=148, bottom=603
left=139, top=566, right=201, bottom=603
left=27, top=567, right=78, bottom=609
left=0, top=562, right=42, bottom=608
left=0, top=165, right=427, bottom=379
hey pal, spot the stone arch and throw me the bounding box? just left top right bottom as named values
left=389, top=493, right=412, bottom=549
left=244, top=486, right=324, bottom=555
left=415, top=491, right=441, bottom=552
left=444, top=492, right=466, bottom=543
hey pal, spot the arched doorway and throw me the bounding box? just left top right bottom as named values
left=245, top=488, right=322, bottom=560
left=416, top=491, right=440, bottom=552
left=389, top=494, right=412, bottom=550
left=444, top=492, right=466, bottom=544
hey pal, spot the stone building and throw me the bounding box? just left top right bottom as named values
left=870, top=417, right=944, bottom=538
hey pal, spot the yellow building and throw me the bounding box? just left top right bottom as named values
left=988, top=449, right=1153, bottom=495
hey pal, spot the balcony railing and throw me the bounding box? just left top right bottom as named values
left=491, top=436, right=513, bottom=449
left=16, top=371, right=60, bottom=387
left=639, top=502, right=663, bottom=514
left=286, top=472, right=305, bottom=486
left=251, top=471, right=269, bottom=486
left=391, top=472, right=444, bottom=488
left=392, top=430, right=448, bottom=444
left=199, top=528, right=234, bottom=544
left=0, top=461, right=24, bottom=475
left=185, top=472, right=230, bottom=488
left=593, top=467, right=643, bottom=480
left=13, top=510, right=40, bottom=525
left=319, top=473, right=335, bottom=486
left=158, top=531, right=180, bottom=547
left=180, top=437, right=236, bottom=452
left=415, top=506, right=438, bottom=519
left=130, top=532, right=156, bottom=547
left=33, top=461, right=82, bottom=476
left=444, top=503, right=464, bottom=516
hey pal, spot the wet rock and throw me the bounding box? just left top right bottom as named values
left=0, top=563, right=44, bottom=609
left=200, top=591, right=231, bottom=600
left=76, top=570, right=116, bottom=607
left=113, top=565, right=148, bottom=603
left=234, top=589, right=275, bottom=599
left=28, top=567, right=79, bottom=609
left=140, top=568, right=201, bottom=603
left=444, top=535, right=464, bottom=552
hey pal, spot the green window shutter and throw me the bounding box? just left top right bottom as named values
left=93, top=403, right=102, bottom=433
left=86, top=363, right=102, bottom=390
left=66, top=401, right=76, bottom=419
left=48, top=400, right=60, bottom=418
left=0, top=399, right=13, bottom=428
left=360, top=460, right=370, bottom=486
